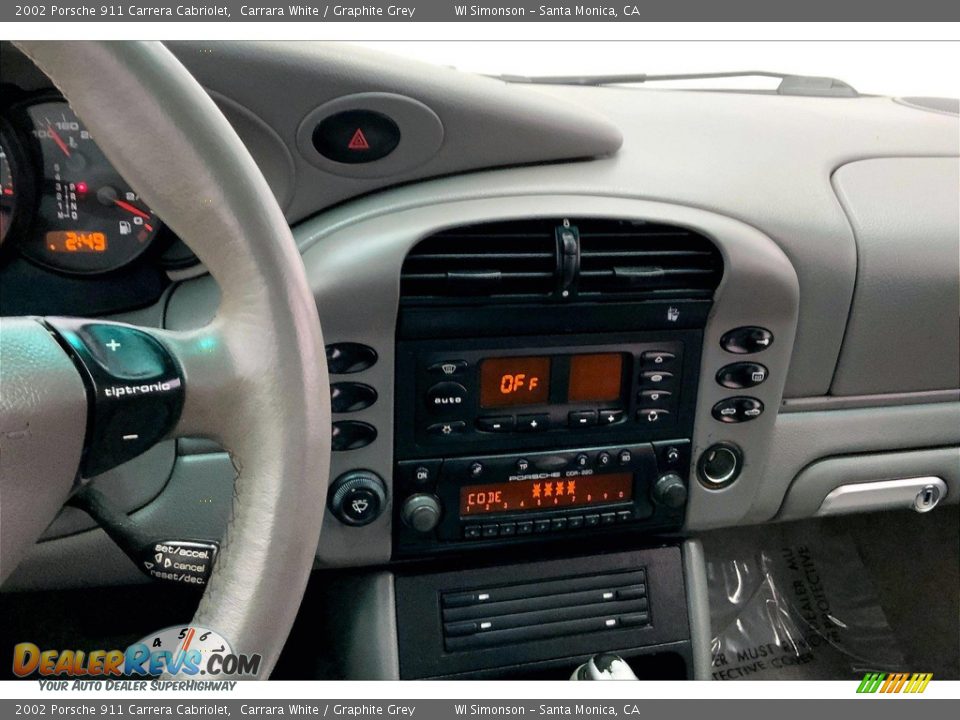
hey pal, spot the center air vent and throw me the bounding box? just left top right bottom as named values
left=400, top=218, right=722, bottom=305
left=400, top=220, right=557, bottom=304
left=577, top=219, right=723, bottom=300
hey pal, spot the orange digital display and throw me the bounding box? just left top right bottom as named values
left=46, top=230, right=107, bottom=253
left=479, top=356, right=551, bottom=408
left=460, top=473, right=633, bottom=515
left=567, top=353, right=624, bottom=403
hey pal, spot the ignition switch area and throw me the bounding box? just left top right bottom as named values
left=46, top=318, right=185, bottom=477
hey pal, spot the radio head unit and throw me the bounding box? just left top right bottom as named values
left=394, top=441, right=691, bottom=557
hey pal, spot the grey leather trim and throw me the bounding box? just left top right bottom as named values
left=168, top=41, right=624, bottom=222
left=747, top=401, right=960, bottom=524
left=0, top=317, right=87, bottom=584
left=14, top=41, right=330, bottom=678
left=681, top=539, right=712, bottom=681
left=277, top=87, right=957, bottom=398
left=830, top=157, right=960, bottom=395
left=778, top=448, right=959, bottom=520
left=780, top=389, right=960, bottom=412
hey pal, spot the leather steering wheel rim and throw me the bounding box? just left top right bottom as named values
left=10, top=41, right=331, bottom=678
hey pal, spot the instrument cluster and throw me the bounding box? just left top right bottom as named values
left=0, top=91, right=200, bottom=317
left=0, top=94, right=168, bottom=275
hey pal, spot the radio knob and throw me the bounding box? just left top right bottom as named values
left=653, top=473, right=688, bottom=509
left=328, top=470, right=387, bottom=526
left=401, top=493, right=443, bottom=533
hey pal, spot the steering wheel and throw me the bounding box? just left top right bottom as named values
left=0, top=42, right=331, bottom=678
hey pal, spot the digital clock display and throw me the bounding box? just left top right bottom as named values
left=460, top=472, right=633, bottom=516
left=46, top=230, right=107, bottom=253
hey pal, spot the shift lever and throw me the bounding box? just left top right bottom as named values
left=571, top=653, right=639, bottom=680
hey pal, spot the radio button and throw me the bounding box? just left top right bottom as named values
left=426, top=382, right=469, bottom=413
left=535, top=455, right=568, bottom=472
left=469, top=462, right=484, bottom=477
left=642, top=351, right=676, bottom=367
left=617, top=510, right=634, bottom=523
left=569, top=410, right=598, bottom=428
left=426, top=420, right=467, bottom=436
left=574, top=453, right=590, bottom=468
left=597, top=451, right=613, bottom=467
left=481, top=524, right=499, bottom=538
left=516, top=458, right=530, bottom=472
left=534, top=519, right=551, bottom=533
left=499, top=522, right=517, bottom=537
left=584, top=514, right=601, bottom=528
left=618, top=450, right=633, bottom=465
left=567, top=515, right=585, bottom=529
left=598, top=409, right=624, bottom=426
left=600, top=512, right=617, bottom=525
left=463, top=525, right=481, bottom=540
left=517, top=520, right=534, bottom=535
left=406, top=460, right=442, bottom=488
left=550, top=518, right=568, bottom=532
left=640, top=370, right=675, bottom=387
left=428, top=359, right=468, bottom=376
left=637, top=408, right=670, bottom=424
left=638, top=389, right=672, bottom=406
left=517, top=414, right=550, bottom=432
left=476, top=415, right=514, bottom=433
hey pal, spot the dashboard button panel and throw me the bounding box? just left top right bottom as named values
left=326, top=343, right=378, bottom=374
left=330, top=382, right=378, bottom=412
left=716, top=362, right=768, bottom=389
left=711, top=397, right=764, bottom=423
left=720, top=326, right=774, bottom=354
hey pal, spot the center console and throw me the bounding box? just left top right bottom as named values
left=393, top=332, right=701, bottom=556
left=305, top=203, right=799, bottom=680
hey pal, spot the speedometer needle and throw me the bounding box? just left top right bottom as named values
left=46, top=122, right=71, bottom=158
left=112, top=198, right=151, bottom=221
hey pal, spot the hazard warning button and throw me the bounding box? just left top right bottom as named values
left=312, top=109, right=401, bottom=164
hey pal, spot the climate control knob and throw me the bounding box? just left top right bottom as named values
left=328, top=471, right=387, bottom=526
left=653, top=473, right=688, bottom=509
left=401, top=493, right=443, bottom=533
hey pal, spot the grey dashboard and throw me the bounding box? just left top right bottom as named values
left=2, top=41, right=958, bottom=589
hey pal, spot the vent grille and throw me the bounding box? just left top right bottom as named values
left=400, top=220, right=557, bottom=304
left=578, top=219, right=722, bottom=300
left=400, top=218, right=722, bottom=305
left=441, top=568, right=649, bottom=651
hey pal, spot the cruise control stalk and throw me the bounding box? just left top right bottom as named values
left=67, top=484, right=217, bottom=588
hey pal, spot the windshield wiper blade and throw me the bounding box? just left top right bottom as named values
left=496, top=70, right=858, bottom=97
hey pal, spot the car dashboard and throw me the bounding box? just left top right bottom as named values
left=1, top=40, right=957, bottom=681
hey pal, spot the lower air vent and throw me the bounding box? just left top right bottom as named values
left=440, top=568, right=649, bottom=651
left=578, top=219, right=722, bottom=300
left=400, top=220, right=557, bottom=304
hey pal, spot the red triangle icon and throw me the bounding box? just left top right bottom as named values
left=348, top=128, right=370, bottom=151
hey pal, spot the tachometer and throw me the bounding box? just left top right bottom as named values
left=21, top=101, right=161, bottom=274
left=0, top=126, right=19, bottom=247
